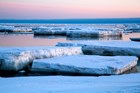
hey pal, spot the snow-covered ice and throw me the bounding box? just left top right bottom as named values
left=32, top=55, right=138, bottom=75
left=33, top=24, right=123, bottom=37
left=67, top=30, right=122, bottom=37
left=124, top=24, right=140, bottom=32
left=0, top=25, right=14, bottom=32
left=0, top=73, right=140, bottom=93
left=0, top=25, right=32, bottom=32
left=57, top=41, right=140, bottom=57
left=0, top=47, right=82, bottom=71
left=33, top=27, right=67, bottom=35
left=34, top=28, right=122, bottom=37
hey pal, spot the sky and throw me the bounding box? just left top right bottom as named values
left=0, top=0, right=140, bottom=19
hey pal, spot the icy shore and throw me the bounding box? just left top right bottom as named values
left=0, top=47, right=82, bottom=71
left=57, top=41, right=140, bottom=57
left=32, top=55, right=138, bottom=75
left=0, top=73, right=140, bottom=93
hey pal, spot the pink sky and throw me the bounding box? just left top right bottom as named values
left=0, top=0, right=140, bottom=19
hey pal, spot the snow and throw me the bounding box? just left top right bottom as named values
left=0, top=73, right=140, bottom=93
left=32, top=55, right=138, bottom=75
left=57, top=41, right=140, bottom=57
left=0, top=47, right=82, bottom=71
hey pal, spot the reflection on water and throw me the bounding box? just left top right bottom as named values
left=34, top=35, right=122, bottom=41
left=67, top=36, right=122, bottom=40
left=0, top=34, right=67, bottom=46
left=34, top=35, right=66, bottom=39
left=0, top=33, right=140, bottom=46
left=122, top=33, right=140, bottom=41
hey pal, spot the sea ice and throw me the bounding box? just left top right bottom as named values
left=33, top=24, right=123, bottom=37
left=0, top=47, right=82, bottom=71
left=57, top=41, right=140, bottom=57
left=32, top=55, right=138, bottom=75
left=67, top=30, right=122, bottom=37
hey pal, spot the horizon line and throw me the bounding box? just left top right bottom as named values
left=0, top=17, right=140, bottom=20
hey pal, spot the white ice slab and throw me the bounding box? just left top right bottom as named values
left=0, top=47, right=82, bottom=71
left=57, top=41, right=140, bottom=57
left=34, top=29, right=67, bottom=35
left=32, top=55, right=138, bottom=75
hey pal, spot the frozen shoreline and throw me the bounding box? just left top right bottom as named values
left=0, top=73, right=140, bottom=93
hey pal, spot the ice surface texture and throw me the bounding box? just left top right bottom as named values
left=57, top=41, right=140, bottom=57
left=32, top=55, right=138, bottom=75
left=0, top=47, right=82, bottom=71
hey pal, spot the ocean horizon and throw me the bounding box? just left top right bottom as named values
left=0, top=18, right=140, bottom=24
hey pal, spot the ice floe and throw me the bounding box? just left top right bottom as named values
left=57, top=41, right=140, bottom=57
left=124, top=24, right=140, bottom=32
left=33, top=27, right=67, bottom=35
left=67, top=30, right=122, bottom=37
left=33, top=28, right=123, bottom=37
left=32, top=55, right=138, bottom=75
left=0, top=25, right=32, bottom=33
left=33, top=24, right=124, bottom=37
left=0, top=47, right=82, bottom=71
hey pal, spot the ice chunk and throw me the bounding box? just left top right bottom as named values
left=0, top=47, right=82, bottom=71
left=33, top=27, right=67, bottom=35
left=67, top=30, right=122, bottom=37
left=13, top=27, right=32, bottom=32
left=125, top=24, right=140, bottom=32
left=0, top=25, right=14, bottom=32
left=32, top=55, right=138, bottom=75
left=33, top=24, right=124, bottom=36
left=57, top=41, right=140, bottom=57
